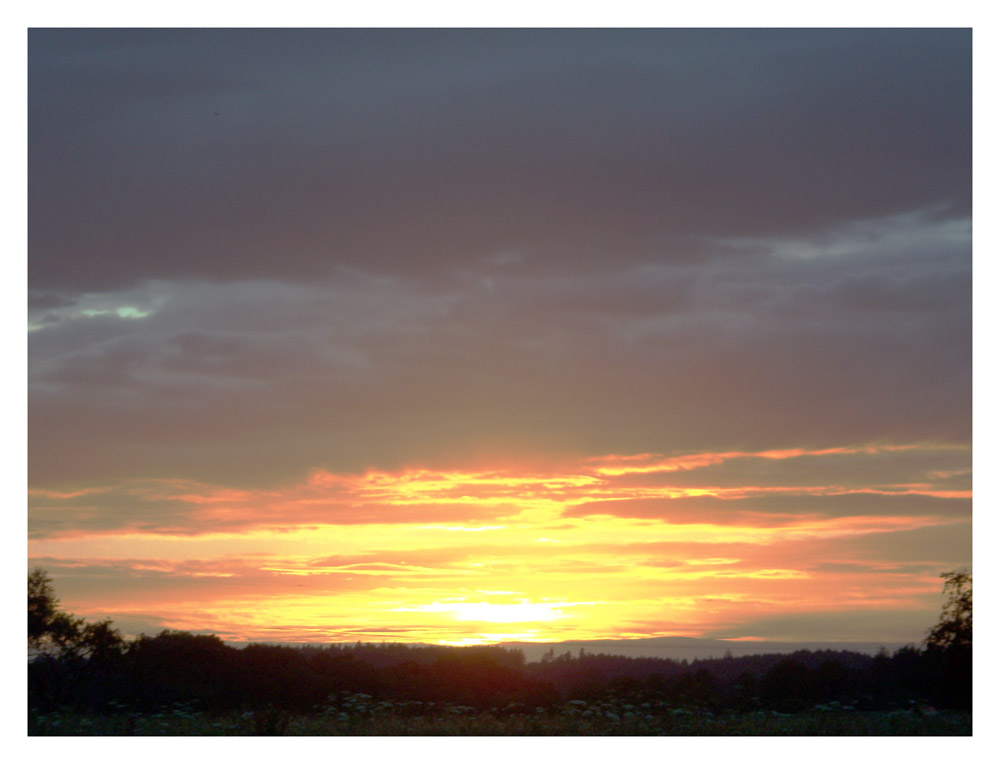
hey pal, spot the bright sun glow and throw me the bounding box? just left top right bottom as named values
left=29, top=441, right=970, bottom=646
left=399, top=601, right=573, bottom=623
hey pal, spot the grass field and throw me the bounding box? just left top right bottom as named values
left=28, top=696, right=972, bottom=736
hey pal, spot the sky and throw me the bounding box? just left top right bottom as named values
left=26, top=27, right=972, bottom=649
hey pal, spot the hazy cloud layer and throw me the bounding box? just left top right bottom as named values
left=29, top=207, right=970, bottom=486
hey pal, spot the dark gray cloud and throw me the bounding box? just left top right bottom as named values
left=30, top=29, right=970, bottom=292
left=28, top=28, right=971, bottom=497
left=29, top=207, right=970, bottom=486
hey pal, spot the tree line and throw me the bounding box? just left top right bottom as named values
left=28, top=569, right=971, bottom=716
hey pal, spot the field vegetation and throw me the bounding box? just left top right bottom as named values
left=29, top=694, right=971, bottom=736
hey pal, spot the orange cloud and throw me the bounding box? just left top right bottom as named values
left=28, top=440, right=970, bottom=645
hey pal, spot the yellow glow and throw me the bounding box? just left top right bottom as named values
left=396, top=600, right=573, bottom=623
left=29, top=441, right=971, bottom=645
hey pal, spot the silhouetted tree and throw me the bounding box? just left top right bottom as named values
left=732, top=670, right=758, bottom=711
left=923, top=570, right=972, bottom=710
left=925, top=570, right=971, bottom=652
left=760, top=658, right=813, bottom=712
left=28, top=568, right=82, bottom=656
left=29, top=569, right=125, bottom=710
left=125, top=630, right=238, bottom=710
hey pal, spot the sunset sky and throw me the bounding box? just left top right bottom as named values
left=27, top=28, right=972, bottom=650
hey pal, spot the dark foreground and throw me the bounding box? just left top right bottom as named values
left=29, top=697, right=971, bottom=736
left=28, top=570, right=974, bottom=738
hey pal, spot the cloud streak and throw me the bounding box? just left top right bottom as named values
left=29, top=442, right=967, bottom=537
